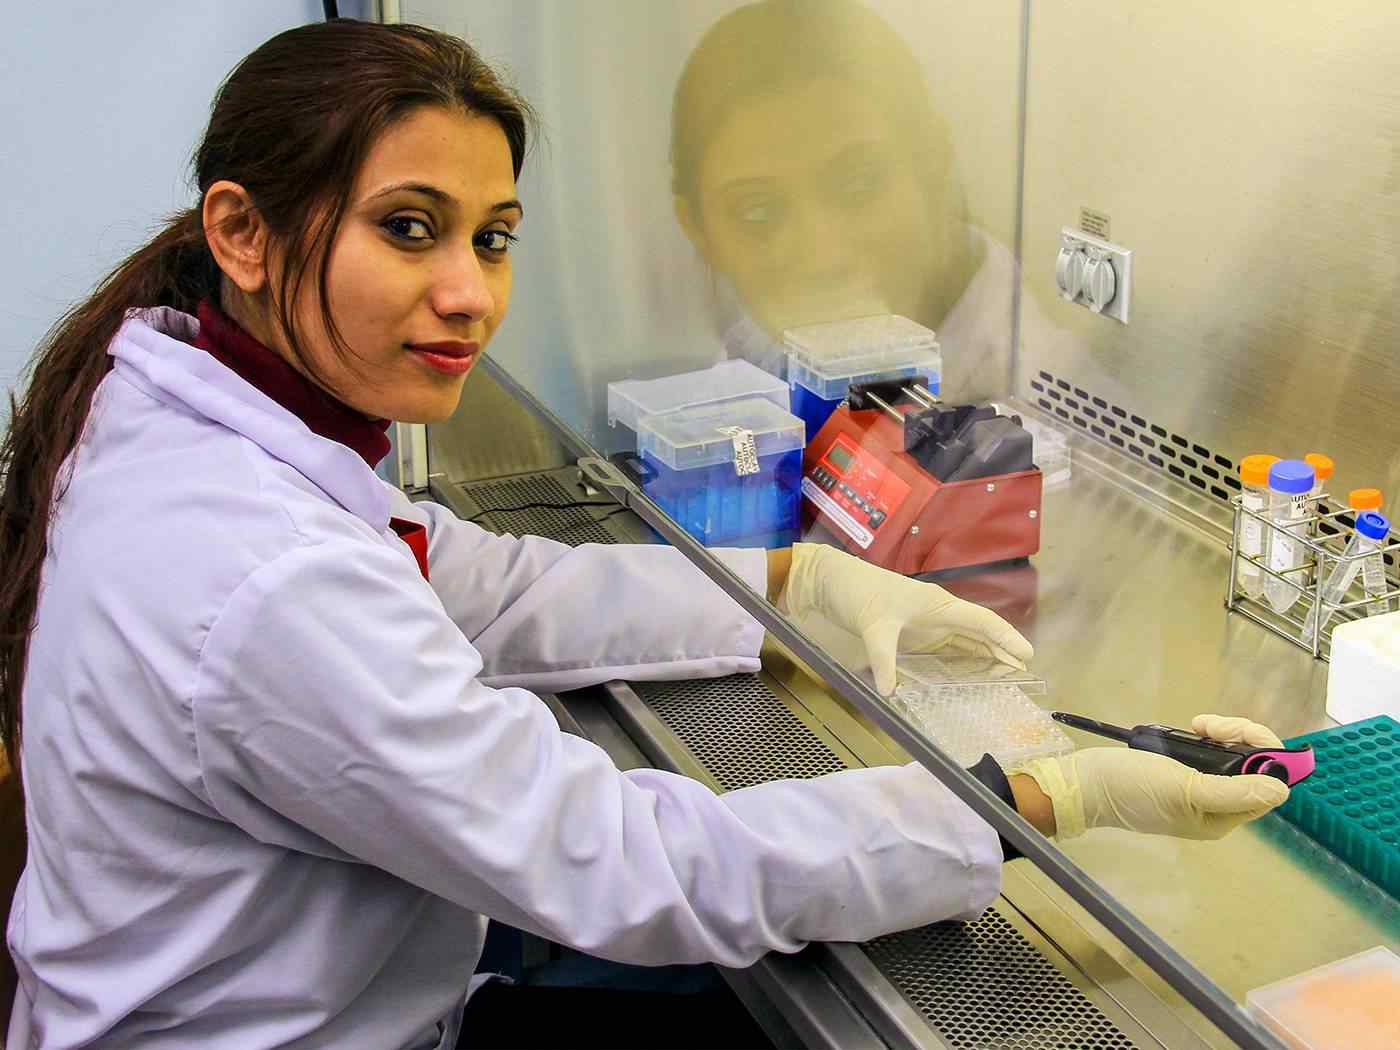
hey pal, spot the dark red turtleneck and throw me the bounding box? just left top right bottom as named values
left=192, top=300, right=429, bottom=580
left=192, top=300, right=392, bottom=469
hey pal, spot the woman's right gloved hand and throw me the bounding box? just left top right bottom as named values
left=1016, top=715, right=1291, bottom=840
left=776, top=542, right=1032, bottom=696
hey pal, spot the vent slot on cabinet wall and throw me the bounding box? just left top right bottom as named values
left=1027, top=371, right=1398, bottom=572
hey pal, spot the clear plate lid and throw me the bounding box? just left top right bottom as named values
left=883, top=654, right=1067, bottom=768
left=783, top=314, right=940, bottom=376
left=895, top=652, right=1046, bottom=694
left=606, top=359, right=789, bottom=432
left=637, top=397, right=805, bottom=471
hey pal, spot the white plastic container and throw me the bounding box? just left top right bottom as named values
left=1265, top=459, right=1317, bottom=614
left=1302, top=511, right=1391, bottom=640
left=1020, top=417, right=1071, bottom=488
left=1326, top=611, right=1400, bottom=724
left=1246, top=946, right=1400, bottom=1050
left=1238, top=454, right=1279, bottom=600
left=606, top=360, right=789, bottom=434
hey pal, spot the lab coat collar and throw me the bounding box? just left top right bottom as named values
left=108, top=307, right=391, bottom=531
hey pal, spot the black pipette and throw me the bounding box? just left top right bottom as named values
left=1050, top=712, right=1316, bottom=785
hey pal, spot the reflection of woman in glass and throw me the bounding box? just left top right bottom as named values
left=671, top=0, right=1007, bottom=399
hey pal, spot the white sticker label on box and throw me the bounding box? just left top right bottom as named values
left=801, top=476, right=874, bottom=549
left=716, top=427, right=760, bottom=476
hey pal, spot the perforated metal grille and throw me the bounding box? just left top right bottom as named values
left=461, top=474, right=619, bottom=546
left=1030, top=369, right=1240, bottom=503
left=633, top=675, right=845, bottom=790
left=636, top=675, right=1132, bottom=1048
left=1029, top=369, right=1400, bottom=572
left=865, top=917, right=1135, bottom=1049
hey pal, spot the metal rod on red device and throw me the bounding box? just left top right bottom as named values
left=863, top=391, right=905, bottom=424
left=905, top=384, right=941, bottom=406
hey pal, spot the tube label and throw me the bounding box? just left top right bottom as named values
left=1267, top=493, right=1310, bottom=576
left=1241, top=491, right=1266, bottom=556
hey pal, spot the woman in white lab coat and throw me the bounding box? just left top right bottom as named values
left=0, top=20, right=1290, bottom=1050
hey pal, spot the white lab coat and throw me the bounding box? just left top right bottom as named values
left=7, top=308, right=1001, bottom=1049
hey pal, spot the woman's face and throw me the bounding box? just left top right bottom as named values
left=287, top=106, right=521, bottom=423
left=684, top=78, right=946, bottom=339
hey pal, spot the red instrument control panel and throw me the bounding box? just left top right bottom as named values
left=801, top=434, right=911, bottom=549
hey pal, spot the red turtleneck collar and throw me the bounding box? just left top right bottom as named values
left=192, top=301, right=430, bottom=580
left=192, top=300, right=392, bottom=469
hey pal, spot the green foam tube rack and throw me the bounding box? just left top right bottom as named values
left=1277, top=715, right=1400, bottom=899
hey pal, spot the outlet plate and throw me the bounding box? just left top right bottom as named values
left=1058, top=227, right=1132, bottom=324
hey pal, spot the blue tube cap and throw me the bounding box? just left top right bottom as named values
left=1357, top=511, right=1390, bottom=541
left=1269, top=459, right=1316, bottom=494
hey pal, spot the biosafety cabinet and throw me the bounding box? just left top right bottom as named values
left=389, top=2, right=1400, bottom=1047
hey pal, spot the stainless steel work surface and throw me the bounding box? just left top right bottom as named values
left=918, top=431, right=1400, bottom=1041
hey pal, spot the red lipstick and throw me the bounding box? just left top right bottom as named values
left=407, top=341, right=480, bottom=376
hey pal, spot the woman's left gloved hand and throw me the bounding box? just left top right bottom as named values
left=776, top=542, right=1033, bottom=695
left=1015, top=714, right=1291, bottom=840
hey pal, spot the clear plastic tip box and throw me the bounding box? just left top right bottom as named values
left=783, top=314, right=942, bottom=443
left=606, top=360, right=789, bottom=435
left=637, top=398, right=805, bottom=549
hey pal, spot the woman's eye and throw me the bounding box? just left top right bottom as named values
left=476, top=229, right=518, bottom=255
left=837, top=166, right=886, bottom=204
left=384, top=216, right=433, bottom=242
left=730, top=196, right=780, bottom=227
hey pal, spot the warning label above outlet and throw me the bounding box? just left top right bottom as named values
left=1079, top=207, right=1111, bottom=240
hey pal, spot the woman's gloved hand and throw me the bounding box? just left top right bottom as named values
left=776, top=543, right=1033, bottom=695
left=1016, top=714, right=1291, bottom=840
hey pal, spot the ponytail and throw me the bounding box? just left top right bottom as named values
left=0, top=207, right=216, bottom=755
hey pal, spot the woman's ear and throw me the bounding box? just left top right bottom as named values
left=673, top=194, right=711, bottom=264
left=202, top=181, right=269, bottom=294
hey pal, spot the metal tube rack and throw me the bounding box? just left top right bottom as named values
left=1226, top=494, right=1400, bottom=658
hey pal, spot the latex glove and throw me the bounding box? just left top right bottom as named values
left=777, top=543, right=1033, bottom=695
left=1016, top=714, right=1290, bottom=839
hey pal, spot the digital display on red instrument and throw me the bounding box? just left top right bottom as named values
left=803, top=434, right=911, bottom=550
left=826, top=444, right=854, bottom=472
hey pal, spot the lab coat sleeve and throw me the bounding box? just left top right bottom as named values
left=192, top=538, right=1003, bottom=968
left=384, top=485, right=767, bottom=691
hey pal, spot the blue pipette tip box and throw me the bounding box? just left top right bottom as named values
left=782, top=315, right=941, bottom=444
left=1276, top=715, right=1400, bottom=899
left=637, top=398, right=805, bottom=549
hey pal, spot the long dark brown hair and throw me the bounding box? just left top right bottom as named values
left=0, top=20, right=534, bottom=757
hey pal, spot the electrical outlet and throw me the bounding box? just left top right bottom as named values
left=1055, top=227, right=1132, bottom=324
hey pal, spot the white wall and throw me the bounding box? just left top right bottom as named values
left=0, top=1, right=371, bottom=424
